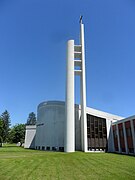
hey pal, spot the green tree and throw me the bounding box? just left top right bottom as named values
left=0, top=119, right=4, bottom=147
left=0, top=136, right=2, bottom=147
left=0, top=110, right=11, bottom=142
left=9, top=124, right=25, bottom=146
left=26, top=112, right=36, bottom=125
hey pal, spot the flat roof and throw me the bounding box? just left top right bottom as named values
left=112, top=115, right=135, bottom=125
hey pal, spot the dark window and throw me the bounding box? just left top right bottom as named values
left=129, top=148, right=134, bottom=153
left=42, top=146, right=45, bottom=150
left=103, top=127, right=106, bottom=134
left=91, top=124, right=94, bottom=131
left=91, top=132, right=94, bottom=138
left=95, top=128, right=98, bottom=134
left=38, top=146, right=40, bottom=150
left=59, top=147, right=64, bottom=152
left=99, top=132, right=102, bottom=138
left=99, top=125, right=102, bottom=131
left=121, top=148, right=125, bottom=152
left=46, top=146, right=50, bottom=150
left=103, top=120, right=106, bottom=126
left=95, top=120, right=98, bottom=127
left=52, top=147, right=57, bottom=151
left=88, top=135, right=90, bottom=138
left=87, top=121, right=90, bottom=127
left=91, top=116, right=94, bottom=123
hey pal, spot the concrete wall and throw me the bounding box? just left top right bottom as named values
left=35, top=101, right=65, bottom=150
left=25, top=101, right=124, bottom=152
left=35, top=101, right=81, bottom=151
left=24, top=125, right=36, bottom=149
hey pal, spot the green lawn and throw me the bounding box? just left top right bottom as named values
left=0, top=145, right=135, bottom=180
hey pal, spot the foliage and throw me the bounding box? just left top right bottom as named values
left=0, top=119, right=4, bottom=138
left=26, top=112, right=36, bottom=125
left=0, top=136, right=2, bottom=147
left=8, top=124, right=25, bottom=145
left=0, top=119, right=4, bottom=146
left=0, top=110, right=11, bottom=142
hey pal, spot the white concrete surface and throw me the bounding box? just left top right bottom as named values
left=24, top=125, right=36, bottom=149
left=80, top=22, right=87, bottom=152
left=25, top=100, right=124, bottom=152
left=65, top=40, right=75, bottom=152
left=36, top=101, right=65, bottom=150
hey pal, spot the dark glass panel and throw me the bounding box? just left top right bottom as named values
left=87, top=114, right=107, bottom=151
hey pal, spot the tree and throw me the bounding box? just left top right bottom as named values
left=0, top=118, right=4, bottom=147
left=0, top=118, right=4, bottom=137
left=26, top=112, right=36, bottom=125
left=8, top=124, right=25, bottom=145
left=0, top=110, right=11, bottom=142
left=0, top=136, right=2, bottom=147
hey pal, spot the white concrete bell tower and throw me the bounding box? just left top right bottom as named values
left=64, top=16, right=87, bottom=152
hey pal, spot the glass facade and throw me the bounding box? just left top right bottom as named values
left=87, top=114, right=107, bottom=151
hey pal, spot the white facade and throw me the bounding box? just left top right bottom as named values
left=24, top=125, right=36, bottom=149
left=65, top=40, right=75, bottom=152
left=35, top=101, right=82, bottom=151
left=35, top=101, right=65, bottom=151
left=25, top=101, right=123, bottom=152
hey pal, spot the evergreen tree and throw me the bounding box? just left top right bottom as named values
left=8, top=124, right=25, bottom=145
left=0, top=110, right=11, bottom=142
left=26, top=112, right=36, bottom=125
left=0, top=118, right=4, bottom=147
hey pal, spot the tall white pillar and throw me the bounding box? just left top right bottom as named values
left=65, top=17, right=87, bottom=153
left=80, top=23, right=87, bottom=152
left=64, top=40, right=75, bottom=152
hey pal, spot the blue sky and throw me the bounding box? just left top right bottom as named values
left=0, top=0, right=135, bottom=125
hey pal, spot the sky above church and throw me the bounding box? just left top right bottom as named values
left=0, top=0, right=135, bottom=125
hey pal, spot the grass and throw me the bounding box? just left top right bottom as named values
left=0, top=145, right=135, bottom=180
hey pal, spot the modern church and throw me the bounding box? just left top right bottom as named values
left=24, top=18, right=135, bottom=155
